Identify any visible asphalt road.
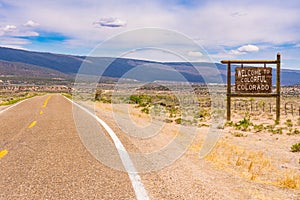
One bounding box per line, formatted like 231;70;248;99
0;94;139;199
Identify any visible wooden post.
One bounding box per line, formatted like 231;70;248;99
276;53;281;122
227;62;231;121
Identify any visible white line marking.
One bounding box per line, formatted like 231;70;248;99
0;98;31;115
64;97;149;200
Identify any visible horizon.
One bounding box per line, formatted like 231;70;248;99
0;0;299;69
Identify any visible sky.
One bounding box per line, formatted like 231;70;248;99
0;0;300;69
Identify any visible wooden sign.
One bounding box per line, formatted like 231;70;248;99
221;53;281;121
235;67;272;93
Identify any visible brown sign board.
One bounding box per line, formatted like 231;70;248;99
235;67;272;93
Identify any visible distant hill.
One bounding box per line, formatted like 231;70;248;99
0;60;67;78
0;47;84;74
0;47;299;85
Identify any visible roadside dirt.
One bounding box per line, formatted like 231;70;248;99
94;102;300;199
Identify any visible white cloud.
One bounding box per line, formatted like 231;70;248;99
187;51;203;57
229;44;259;55
94;17;127;28
1;24;39;37
237;44;259;52
0;23;39;38
23;20;39;27
19;31;39;37
3;25;17;32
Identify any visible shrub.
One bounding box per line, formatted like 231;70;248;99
285;119;293;127
266;124;275;132
175;118;182;124
165;119;173;123
194;110;208;119
271;128;283;135
129;95;142;104
129;94;152;108
292;128;300;135
235;117;252;131
141;107;149;114
254;124;264;132
287;128;300;136
291;143;300;152
225;121;234;127
168;106;178;118
231;132;245;137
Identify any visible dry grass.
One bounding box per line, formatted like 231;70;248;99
205;139;300;190
278;172;300;189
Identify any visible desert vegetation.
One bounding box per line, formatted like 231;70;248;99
90;83;300;191
0;91;39;106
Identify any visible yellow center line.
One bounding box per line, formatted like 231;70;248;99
28;121;37;128
40;110;43;115
42;95;52;108
0;149;8;159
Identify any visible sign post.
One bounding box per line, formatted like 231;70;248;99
221;53;281;121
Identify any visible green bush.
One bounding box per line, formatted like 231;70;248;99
291;143;300;152
141;107;149;114
294;128;300;135
254;124;264;132
235;117;252;131
285;119;293;127
129;95;142;104
129;94;152;107
194;110;209;119
288;128;300;135
175;118;182;124
271;127;283;135
168;106;178;118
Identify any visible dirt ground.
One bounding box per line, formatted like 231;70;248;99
94;101;300;199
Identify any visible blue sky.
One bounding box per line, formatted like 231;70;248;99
0;0;300;69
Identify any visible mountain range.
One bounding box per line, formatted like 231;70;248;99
0;47;299;85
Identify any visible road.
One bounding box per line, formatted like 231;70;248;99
0;94;295;199
0;94;141;199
